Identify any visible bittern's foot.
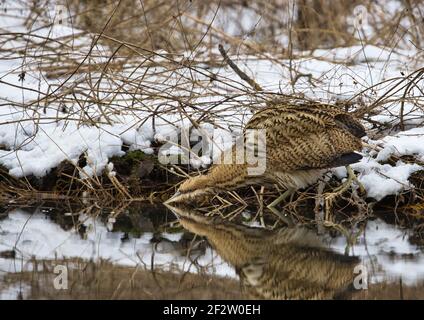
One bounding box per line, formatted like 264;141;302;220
331;166;364;194
267;188;296;226
324;165;364;220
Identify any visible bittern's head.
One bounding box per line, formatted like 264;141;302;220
165;174;215;204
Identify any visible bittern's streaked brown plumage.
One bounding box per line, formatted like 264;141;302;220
166;102;365;208
169;206;360;299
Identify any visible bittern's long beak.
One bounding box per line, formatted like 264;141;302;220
163;203;213;225
164;191;181;205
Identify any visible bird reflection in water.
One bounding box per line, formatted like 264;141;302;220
167;205;361;300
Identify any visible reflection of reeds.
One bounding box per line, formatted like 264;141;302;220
352;279;424;300
2;258;243;300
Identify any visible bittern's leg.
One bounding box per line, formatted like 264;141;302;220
267;187;296;226
267;205;295;227
351;167;365;194
267;187;296;209
324;165;364;221
332;165;364;194
314;179;326;234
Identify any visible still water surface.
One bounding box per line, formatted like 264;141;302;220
0;203;423;299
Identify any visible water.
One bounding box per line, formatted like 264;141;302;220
0;202;423;299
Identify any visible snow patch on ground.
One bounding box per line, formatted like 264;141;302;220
332;127;424;201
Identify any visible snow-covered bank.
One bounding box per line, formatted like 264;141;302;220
0;2;424;202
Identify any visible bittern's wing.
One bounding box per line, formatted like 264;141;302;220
245;103;365;171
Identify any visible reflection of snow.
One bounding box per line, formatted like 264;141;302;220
0;209;236;282
331;219;424;285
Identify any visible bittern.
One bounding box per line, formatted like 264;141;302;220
166;102;365;212
169;206;360;299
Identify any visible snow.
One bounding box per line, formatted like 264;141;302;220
376;128;424;162
357;161;421;201
331;128;424;201
0;117;125;178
